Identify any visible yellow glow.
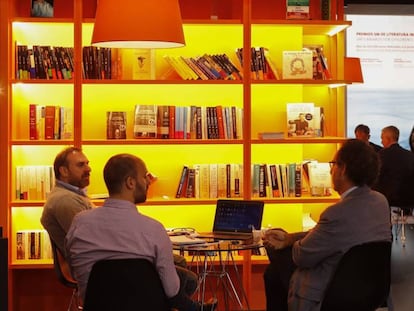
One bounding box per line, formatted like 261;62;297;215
82;145;243;198
12;84;73;140
13;22;74;46
82;84;242;140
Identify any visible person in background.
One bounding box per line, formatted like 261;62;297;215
354;124;382;152
263;139;391;311
409;125;414;152
65;154;216;311
41;146;94;255
374;125;414;215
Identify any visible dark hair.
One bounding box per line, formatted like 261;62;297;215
354;124;370;135
336;139;379;187
54;147;83;179
103;154;143;195
410;126;414;152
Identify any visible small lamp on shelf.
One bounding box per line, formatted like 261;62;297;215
344;57;364;83
91;0;185;49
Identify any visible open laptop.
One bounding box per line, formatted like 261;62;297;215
197;199;264;241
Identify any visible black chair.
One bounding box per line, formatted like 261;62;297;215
50;239;79;311
82;258;170;311
320;241;392;311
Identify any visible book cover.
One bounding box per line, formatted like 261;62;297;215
131;49;155;80
175;166;189;198
307;162;332;196
157;105;170;139
106;111;127;139
286;103;316;137
133;105;157;138
31;0;54;18
282;50;313;79
303;45;324;80
44;105;55;140
286;0;310;20
29;104;38;140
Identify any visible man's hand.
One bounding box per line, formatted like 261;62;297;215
262;228;292;250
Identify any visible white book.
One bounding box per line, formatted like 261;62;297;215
282;50;313;79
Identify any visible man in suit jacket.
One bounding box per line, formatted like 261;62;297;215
374;125;414;212
263;139;391;311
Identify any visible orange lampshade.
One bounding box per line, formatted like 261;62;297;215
91;0;185;49
344;57;364;83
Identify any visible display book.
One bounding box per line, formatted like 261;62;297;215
286;102;325;138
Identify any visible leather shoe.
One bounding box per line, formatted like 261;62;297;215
197;297;218;311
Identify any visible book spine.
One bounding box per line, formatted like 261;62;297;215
295;163;302;197
29;104;38;140
185;168;196;198
175;166;189;198
209;164;218;198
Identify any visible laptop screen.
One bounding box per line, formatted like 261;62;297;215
213;199;264;233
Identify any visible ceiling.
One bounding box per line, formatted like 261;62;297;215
344;4;414;15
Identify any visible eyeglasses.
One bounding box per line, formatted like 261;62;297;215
329;161;337;168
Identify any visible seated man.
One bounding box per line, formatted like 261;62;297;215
65;154;216;311
263;139;391;311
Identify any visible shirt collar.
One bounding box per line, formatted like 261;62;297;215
341;186;358;199
56;179;87;197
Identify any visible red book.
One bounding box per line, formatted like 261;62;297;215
44;105;56;140
29;104;38;140
215;106;225;139
169;105;175;139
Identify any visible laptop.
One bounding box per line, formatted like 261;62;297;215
197;199;264;241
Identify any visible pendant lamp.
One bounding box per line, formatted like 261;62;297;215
91;0;185;49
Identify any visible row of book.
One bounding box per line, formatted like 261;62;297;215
108;105;243;140
16;165;55;200
252;161;332;198
235;47;279;80
15;44;115;80
175;160;332;199
16;230;52;260
29;104;73;140
15;44;330;81
164;53;243;81
16;45;74;80
176;164;244;199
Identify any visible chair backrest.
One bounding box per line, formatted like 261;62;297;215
82;258;170;311
320;241;391;311
50;238;77;289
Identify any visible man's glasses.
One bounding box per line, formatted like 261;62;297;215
329;161;337;168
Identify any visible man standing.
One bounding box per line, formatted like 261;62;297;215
65;154;215;311
375;125;414;216
263;139;391;311
41;146;94;254
354;124;382;152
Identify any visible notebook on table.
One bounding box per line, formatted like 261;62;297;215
197;199;264;241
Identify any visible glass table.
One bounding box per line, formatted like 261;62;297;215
174;239;262;311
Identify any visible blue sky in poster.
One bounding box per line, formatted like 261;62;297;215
346;14;414;150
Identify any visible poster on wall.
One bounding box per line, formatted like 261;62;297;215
346;14;414;150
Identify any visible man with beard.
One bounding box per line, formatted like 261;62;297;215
65;154;216;311
41;146;94;255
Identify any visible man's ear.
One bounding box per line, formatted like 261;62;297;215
125;176;135;190
58;166;68;178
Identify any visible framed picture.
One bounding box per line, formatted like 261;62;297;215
31;0;54;18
